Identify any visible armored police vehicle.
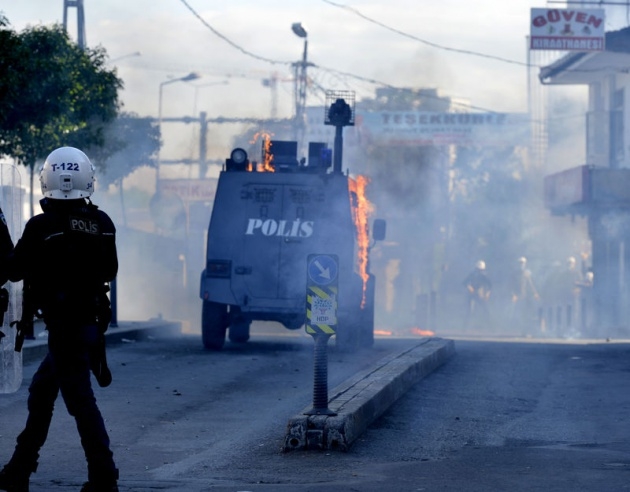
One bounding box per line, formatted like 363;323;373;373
199;141;385;351
199;97;384;351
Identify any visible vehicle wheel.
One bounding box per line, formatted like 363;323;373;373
335;311;359;352
202;301;228;350
229;317;251;343
284;314;306;330
335;298;360;352
336;275;372;352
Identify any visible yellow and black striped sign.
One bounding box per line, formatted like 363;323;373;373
306;285;338;335
306;254;339;335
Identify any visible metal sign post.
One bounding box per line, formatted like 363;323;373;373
304;254;338;416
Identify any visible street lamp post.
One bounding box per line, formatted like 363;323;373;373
109;51;141;64
156;72;201;185
292;22;311;148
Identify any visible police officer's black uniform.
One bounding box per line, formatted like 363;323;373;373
0;148;119;492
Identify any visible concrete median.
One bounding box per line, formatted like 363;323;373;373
284;337;456;452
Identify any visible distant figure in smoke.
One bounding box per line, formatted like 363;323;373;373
557;256;584;337
509;256;540;335
463;260;492;331
540;260;563;335
541;256;584;337
576;269;594;336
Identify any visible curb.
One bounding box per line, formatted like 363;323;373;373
20;319;182;365
284;337;456;452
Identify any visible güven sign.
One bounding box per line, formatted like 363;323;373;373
530;8;605;51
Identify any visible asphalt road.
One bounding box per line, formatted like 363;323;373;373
1;327;630;491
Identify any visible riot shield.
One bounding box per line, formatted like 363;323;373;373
0;163;22;394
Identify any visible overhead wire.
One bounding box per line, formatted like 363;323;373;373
321;0;630;77
178;0;292;66
321;0;536;68
176;0;400;96
176;0;539;116
176;0;630;91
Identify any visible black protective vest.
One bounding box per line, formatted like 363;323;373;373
11;199;117;323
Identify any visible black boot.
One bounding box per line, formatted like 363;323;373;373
0;465;30;492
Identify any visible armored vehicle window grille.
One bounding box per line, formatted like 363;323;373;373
289;188;311;204
253;188;275;203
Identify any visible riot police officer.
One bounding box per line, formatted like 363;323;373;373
463;260;492;330
0;147;119;492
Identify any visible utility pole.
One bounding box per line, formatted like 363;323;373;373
63;0;86;49
291;22;312;155
199;112;208;179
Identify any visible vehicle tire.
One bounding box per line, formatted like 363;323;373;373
335;277;362;352
335;315;358;352
284;314;306;330
202;301;228;350
336;274;376;351
229;317;251;343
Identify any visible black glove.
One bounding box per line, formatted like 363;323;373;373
96;286;112;334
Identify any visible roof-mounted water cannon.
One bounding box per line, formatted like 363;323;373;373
325;90;355;174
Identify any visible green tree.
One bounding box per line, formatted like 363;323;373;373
0;15;24;135
0;21;122;216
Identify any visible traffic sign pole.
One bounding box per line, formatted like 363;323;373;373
307;333;335;415
304;254;338;416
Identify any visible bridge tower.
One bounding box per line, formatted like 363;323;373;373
63;0;86;49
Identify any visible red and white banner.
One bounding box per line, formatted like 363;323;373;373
530;8;605;51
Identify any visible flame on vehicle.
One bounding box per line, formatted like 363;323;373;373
249;131;275;172
348;175;374;307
